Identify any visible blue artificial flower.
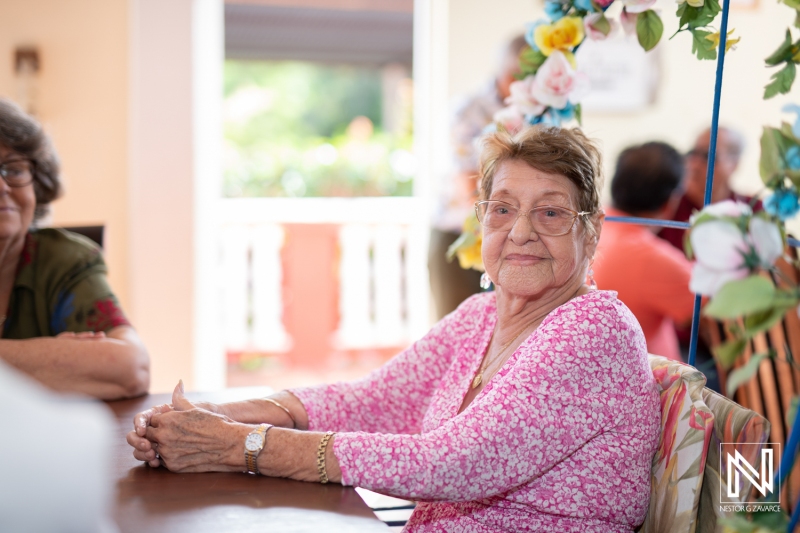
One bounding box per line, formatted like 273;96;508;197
786;145;800;170
525;20;548;51
555;103;575;121
544;1;567;21
764;186;800;221
783;103;800;138
574;0;596;12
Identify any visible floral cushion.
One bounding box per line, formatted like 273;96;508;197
640;355;715;533
695;389;771;533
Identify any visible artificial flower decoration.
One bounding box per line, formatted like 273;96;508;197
619;0;658;14
531;51;588;109
705;29;741;53
584;13;617;41
446;214;484;271
765;185;800;220
534;17;585;56
505;76;547;116
687;201;783;296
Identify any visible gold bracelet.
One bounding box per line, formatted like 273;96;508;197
262;397;297;429
316;431;335;484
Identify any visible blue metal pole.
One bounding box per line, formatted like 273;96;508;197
687;0;731;367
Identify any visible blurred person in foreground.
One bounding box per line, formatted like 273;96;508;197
0;98;149;399
593;142;694;362
659;126;753;250
128;126;660;533
0;359;116;533
429;35;527;320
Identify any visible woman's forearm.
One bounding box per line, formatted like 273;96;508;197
256;428;342;483
214;391;310;430
0;326;149;399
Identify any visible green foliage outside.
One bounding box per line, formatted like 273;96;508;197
223;60;414;198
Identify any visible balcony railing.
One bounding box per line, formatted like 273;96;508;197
219;197;430;366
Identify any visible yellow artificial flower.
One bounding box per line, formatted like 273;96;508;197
705;29;740;52
534;17;585;56
446;214;484;272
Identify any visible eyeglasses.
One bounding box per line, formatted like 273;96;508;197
685;149;734;162
475;200;589;236
0;158;34;188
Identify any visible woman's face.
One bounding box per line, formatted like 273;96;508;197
0;145;36;242
481;159;599;299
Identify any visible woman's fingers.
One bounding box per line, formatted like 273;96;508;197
133;403;172;436
171;380;196;412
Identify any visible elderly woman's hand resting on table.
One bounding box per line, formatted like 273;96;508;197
127;382;339;482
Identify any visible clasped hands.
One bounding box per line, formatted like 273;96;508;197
126;380;252;473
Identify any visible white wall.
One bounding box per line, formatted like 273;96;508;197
0;0;130;307
447;0;792;201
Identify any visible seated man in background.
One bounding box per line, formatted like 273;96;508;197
593;142;694;362
0;98;149;399
659;126;752;250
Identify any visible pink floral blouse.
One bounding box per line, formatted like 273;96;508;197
291;291;661;532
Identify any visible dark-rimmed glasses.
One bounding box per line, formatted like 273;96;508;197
475;200;589;236
0;158;34;188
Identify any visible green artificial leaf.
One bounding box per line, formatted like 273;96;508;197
691;29;718;60
714;339;748;369
703;275;777;319
676;2;696;30
760;127;784;183
637;10;664;51
519;48;547;77
764;61;797;99
795;11;800;29
446;231;476;262
690;0;721;28
766;30;794;66
744;300;798;336
574;103;582;125
727;352;771;396
787;396;800;431
592;14;612;36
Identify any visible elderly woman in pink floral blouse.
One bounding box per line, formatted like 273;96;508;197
127;126;660;533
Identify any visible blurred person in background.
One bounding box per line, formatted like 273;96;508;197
429;35;527;320
593;142;694;362
659;126;751;250
129;126;660;533
0;359;116;533
0;98;149;400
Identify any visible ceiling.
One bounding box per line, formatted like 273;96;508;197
225;3;413;65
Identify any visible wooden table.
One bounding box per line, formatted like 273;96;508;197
108;387;389;532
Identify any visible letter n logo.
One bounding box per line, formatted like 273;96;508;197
726;448;774;498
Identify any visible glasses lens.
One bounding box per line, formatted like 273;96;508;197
0;160;32;186
530;206;576;235
478;201;518;230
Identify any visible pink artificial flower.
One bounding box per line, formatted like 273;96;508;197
695;199;752;219
493;105;525;135
595;0;615;7
505;76;546;116
749;217;783;268
621;0;657;13
620;9;638;36
584;13;618;41
530;51;588;110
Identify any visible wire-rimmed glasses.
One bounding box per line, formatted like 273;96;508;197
0;158;34;188
475;200;589;236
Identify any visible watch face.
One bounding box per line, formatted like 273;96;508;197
245;433;263;452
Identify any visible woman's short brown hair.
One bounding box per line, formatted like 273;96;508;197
0;98;61;221
478;125;603;234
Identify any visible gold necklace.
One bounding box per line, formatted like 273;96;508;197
471;327;528;389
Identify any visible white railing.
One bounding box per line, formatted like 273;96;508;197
218;197;430;354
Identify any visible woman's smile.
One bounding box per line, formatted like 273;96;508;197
504;253;546;264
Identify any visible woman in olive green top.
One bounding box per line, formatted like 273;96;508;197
0;98;149;399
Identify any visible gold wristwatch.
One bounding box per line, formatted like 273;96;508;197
244;423;271;474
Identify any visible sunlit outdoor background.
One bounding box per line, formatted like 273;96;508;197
0;0;793;393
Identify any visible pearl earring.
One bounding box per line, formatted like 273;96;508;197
480;272;493;290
